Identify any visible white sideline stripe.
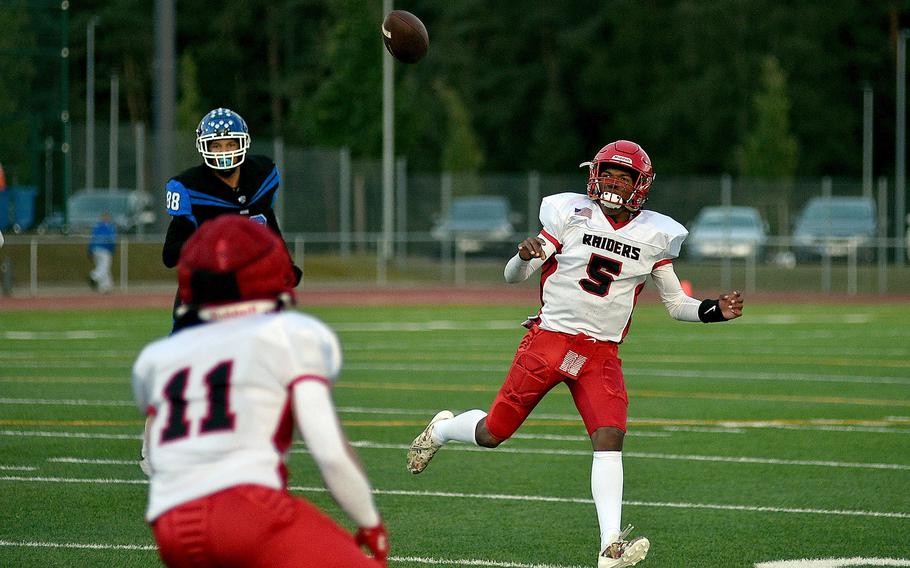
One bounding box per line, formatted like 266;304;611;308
0;397;905;435
0;430;141;440
342;363;910;386
341;440;910;471
8;429;909;471
391;556;587;568
1;367;907;386
0;398;135;407
0;540;586;568
755;559;910;567
0;540;156;551
0;465;37;471
334;320;521;332
0;331;113;340
1;475;907;520
48;458;136;465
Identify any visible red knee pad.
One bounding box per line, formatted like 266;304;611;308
487;351;553;440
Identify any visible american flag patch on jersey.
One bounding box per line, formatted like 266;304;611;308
558;350;588;377
574;207;593;219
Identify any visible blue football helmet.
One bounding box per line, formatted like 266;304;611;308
195;108;251;170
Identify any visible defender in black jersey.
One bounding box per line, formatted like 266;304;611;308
161;108;301;330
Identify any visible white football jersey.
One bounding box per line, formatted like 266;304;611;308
535;192;688;342
132;311;342;521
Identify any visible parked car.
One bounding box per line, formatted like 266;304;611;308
431;196;516;253
792;196;876;261
685;206;769;260
39;189;155;234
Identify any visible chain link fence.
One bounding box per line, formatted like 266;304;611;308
4;129;910;296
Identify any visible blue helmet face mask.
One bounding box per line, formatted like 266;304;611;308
195;108;251;170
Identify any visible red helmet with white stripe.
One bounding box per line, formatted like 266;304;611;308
580;140;655;211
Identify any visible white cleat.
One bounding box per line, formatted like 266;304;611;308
598;525;649;568
406;410;454;474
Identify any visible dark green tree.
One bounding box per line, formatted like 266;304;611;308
0;5;37;184
176;53;205;134
736;55;798;179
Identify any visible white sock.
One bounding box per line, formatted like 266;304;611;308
592;450;623;551
431;409;487;446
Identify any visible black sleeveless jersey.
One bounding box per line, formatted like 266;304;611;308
162;155;283;267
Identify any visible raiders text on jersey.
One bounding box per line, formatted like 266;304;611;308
582;233;641;260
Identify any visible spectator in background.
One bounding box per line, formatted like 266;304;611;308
88;212;116;293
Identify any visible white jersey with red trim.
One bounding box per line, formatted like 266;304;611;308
132;311;341;521
535;192;688;342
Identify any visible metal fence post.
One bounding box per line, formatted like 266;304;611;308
119;237;128;291
339;147;351;257
527;171;540;235
877;176;888;294
720;174;732;291
30;238;38;297
440;172;453;278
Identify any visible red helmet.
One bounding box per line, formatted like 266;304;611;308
581;140;655;211
178;215;296;307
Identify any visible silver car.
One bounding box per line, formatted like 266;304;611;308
686;206;769;260
792;196;876;260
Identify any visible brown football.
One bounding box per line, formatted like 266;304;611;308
381;10;429;64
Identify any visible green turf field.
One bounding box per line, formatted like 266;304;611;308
1;302;909;567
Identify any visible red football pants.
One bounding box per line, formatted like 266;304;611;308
152;485;383;568
486;326;628;440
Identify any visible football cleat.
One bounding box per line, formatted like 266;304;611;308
598;525;649;568
406;410;454;474
138;446;152;477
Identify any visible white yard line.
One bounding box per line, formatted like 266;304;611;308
0;331;114;340
0;540;156;551
0;430;141;440
0;398;135;407
337;440;910;471
0;540;588;568
1;475;907;520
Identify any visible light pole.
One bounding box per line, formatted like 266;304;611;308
896;29;909;265
381;0;395;283
86;15;99;192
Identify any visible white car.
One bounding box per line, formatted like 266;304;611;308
686;206;769;260
431;196;515;254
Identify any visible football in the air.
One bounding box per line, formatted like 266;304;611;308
381;10;429;64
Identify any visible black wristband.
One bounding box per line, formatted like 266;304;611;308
698;299;727;323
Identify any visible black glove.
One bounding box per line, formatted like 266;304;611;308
291;264;303;286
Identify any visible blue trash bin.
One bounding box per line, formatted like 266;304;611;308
11;186;38;231
0;191;8;230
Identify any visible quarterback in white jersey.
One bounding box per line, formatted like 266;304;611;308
133;215;388;568
407;141;743;568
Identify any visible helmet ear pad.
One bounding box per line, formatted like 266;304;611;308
178;215;295;307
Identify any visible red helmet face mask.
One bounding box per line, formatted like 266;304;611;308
580;140;655;211
177;215;296;309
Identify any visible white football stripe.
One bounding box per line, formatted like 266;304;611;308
0;540;587;568
1;475;907;519
338;440;910;471
754;558;910;567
